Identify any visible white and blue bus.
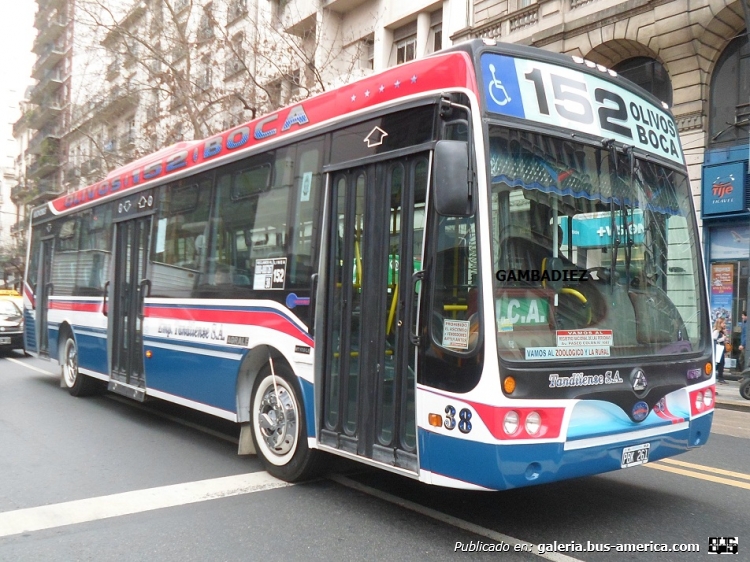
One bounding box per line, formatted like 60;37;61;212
23;39;713;490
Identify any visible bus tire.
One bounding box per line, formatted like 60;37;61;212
61;335;100;397
250;362;323;482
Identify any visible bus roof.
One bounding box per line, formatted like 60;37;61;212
47;49;478;217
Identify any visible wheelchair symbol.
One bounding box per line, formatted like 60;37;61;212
488;63;511;106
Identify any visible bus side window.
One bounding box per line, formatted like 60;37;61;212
149;176;211;298
75;205;112;296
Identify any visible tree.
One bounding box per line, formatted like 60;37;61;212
65;0;376;187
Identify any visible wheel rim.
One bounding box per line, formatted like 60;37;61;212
62;339;78;388
253;375;299;466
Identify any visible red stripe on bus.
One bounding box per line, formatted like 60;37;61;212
24;282;35;308
146;306;313;346
49;301;103;313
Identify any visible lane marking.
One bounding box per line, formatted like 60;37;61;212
0;472;290;538
329;474;583;562
657;458;750;481
4;357;55;376
645;463;750;491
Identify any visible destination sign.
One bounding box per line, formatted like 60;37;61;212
481;54;684;165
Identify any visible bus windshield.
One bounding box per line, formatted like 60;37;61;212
489;126;705;361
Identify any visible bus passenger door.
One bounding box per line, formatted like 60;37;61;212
36;237;54;358
109;215;151;401
319;155;427;473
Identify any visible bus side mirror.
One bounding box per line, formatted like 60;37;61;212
434;140;472;217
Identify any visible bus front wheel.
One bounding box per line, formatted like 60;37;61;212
250;363;322;482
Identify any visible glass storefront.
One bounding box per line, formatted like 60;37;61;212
708;226;750;371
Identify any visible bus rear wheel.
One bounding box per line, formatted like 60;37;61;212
61;336;100;397
250;363;322;482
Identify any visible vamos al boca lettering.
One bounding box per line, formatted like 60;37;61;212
525;346;611;360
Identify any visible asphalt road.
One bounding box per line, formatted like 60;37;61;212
1;350;748;561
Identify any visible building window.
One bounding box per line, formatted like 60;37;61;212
709;32;750;147
396;36;416;64
394;20;418;65
361;37;374;70
432;24;442;53
612;56;673;107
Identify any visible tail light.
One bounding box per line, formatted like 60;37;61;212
689;385;715;416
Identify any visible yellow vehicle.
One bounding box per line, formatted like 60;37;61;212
0;289;23;310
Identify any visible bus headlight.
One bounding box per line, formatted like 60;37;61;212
525;411;542;436
503;411;519;435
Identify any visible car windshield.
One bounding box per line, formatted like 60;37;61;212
489;126;705;362
0;299;20;316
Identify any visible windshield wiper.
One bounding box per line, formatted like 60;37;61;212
602;139;620;289
623;146;635;290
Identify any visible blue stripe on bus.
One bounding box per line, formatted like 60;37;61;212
299;378;315;438
418;418;706;491
24;310;36;352
75;330;109;374
142;344;241;413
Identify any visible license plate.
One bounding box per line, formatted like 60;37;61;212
0;337;10;345
621;443;650;468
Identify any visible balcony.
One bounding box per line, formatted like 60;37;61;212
31;41;68;79
29;68;64;104
37;0;64;12
10;184;28;204
324;0;369;13
28;180;63;205
33;13;67;50
100;84;139;117
28;151;60;179
12;111;30;137
28;129;62;156
28;99;63;129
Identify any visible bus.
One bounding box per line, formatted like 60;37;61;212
23;38;713;490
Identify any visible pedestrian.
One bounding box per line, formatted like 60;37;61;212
739;311;747;371
713;317;727;384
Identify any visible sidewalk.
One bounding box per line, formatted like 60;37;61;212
715;379;750;412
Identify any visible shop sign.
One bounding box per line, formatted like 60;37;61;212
702;161;747;217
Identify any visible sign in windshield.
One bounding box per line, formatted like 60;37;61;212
480;53;684;165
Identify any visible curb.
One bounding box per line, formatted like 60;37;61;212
715;399;750;412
